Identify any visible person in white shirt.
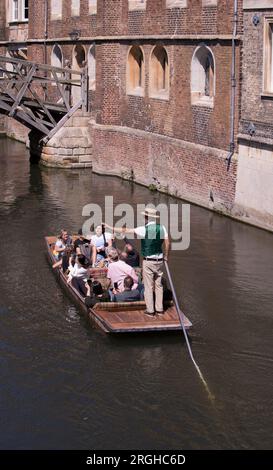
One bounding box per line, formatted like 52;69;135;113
67;254;89;283
90;225;112;266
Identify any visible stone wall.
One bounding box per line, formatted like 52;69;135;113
4;118;29;144
235;139;273;231
40;112;93;168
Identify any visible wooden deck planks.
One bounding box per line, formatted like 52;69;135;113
93;306;192;333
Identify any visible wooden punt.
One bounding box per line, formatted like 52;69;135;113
45;236;192;334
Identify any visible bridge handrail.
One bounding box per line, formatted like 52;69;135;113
0;55;83;76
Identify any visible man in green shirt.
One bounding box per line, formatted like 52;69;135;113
104;207;170;316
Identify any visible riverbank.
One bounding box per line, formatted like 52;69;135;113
1;106;273;234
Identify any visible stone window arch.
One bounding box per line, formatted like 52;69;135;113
127;45;144;96
149;45;169;100
191;45;215;106
88;44;96;91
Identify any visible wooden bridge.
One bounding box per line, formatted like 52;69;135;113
0;55;88;144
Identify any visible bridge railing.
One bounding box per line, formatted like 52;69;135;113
0;55;88;140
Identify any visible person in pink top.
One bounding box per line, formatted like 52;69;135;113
107;248;139;292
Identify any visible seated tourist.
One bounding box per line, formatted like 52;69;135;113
53;230;73;261
74;228;91;256
119;250;129;263
84;280;110;308
71;276;87;297
113;276;141;303
67;254;89;283
91;225;112;266
107;248;139;292
61;245;75;273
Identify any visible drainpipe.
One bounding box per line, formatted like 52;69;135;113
44;0;48;65
226;0;238;171
44;0;48;100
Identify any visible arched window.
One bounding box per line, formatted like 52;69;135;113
51;44;63;69
73;44;86;70
72;45;86;104
150;46;169;99
191;45;215;106
88;45;96;90
51;44;63;84
127;46;144;96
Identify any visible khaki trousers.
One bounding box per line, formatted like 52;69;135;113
142;259;164;313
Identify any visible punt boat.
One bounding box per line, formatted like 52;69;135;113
45;236;192;334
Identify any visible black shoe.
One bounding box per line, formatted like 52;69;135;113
156;311;165;315
144;310;155;317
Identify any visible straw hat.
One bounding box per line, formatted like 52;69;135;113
141;207;160;218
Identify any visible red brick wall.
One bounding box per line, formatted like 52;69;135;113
93;39;241;154
28;0;243;40
25;1;242;151
47;0;97;39
95;43;122;125
91;124;237;211
0;1;6;40
2;0;242;213
28;0;46;41
125;0;243;37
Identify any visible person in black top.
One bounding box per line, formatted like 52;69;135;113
113;276;141;302
84;280;110;308
74;229;91;254
122;236;140;268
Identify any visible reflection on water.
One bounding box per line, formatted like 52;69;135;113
66;306;81;324
0;137;273;449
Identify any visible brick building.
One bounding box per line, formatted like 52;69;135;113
0;0;29;139
1;1;273;231
235;0;273;231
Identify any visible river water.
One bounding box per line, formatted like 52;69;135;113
0;137;273;450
